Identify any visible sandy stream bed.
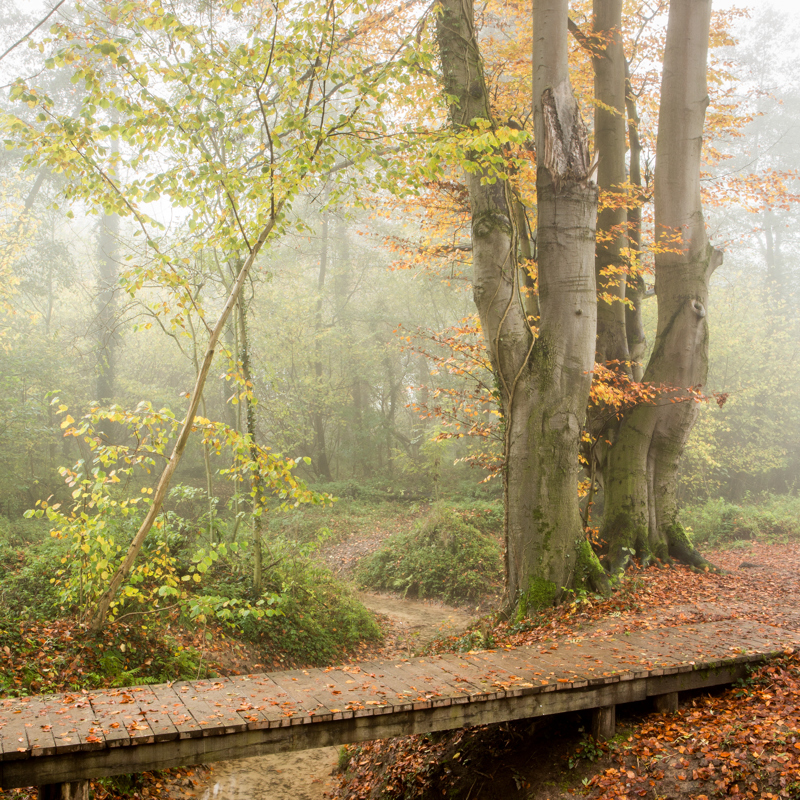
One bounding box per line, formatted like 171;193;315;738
174;593;475;800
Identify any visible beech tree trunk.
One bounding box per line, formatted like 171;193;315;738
95;212;119;406
436;0;607;614
624;62;647;380
592;0;629;369
603;0;722;572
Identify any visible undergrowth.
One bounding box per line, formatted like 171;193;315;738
355;504;502;602
682;493;800;547
230;537;382;665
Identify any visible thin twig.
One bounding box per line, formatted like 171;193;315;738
0;0;68;63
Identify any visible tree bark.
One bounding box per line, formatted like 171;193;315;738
95;211;119;406
436;0;607;614
592;0;630;369
237;294;264;594
603;0;722;572
313;208;333;482
624;62;647;380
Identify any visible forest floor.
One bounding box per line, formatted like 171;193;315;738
2;514;800;800
331;539;800;800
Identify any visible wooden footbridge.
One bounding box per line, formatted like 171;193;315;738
1;618;797;798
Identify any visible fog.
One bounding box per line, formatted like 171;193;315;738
0;0;797;519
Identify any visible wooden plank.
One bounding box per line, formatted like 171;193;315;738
128;687;180;743
579;640;656;679
149;684;203;739
0;697;34;762
377;658;456;710
256;669;335;722
170;680;249;736
317;666;396;718
84;692;133;749
175;679;252;734
88;688;154;747
391;658;485;706
467;647;593;690
87;687;173;747
341;661;424;713
46;694;103;755
520;644;625;685
323;665;397;715
434;653;519;699
22;698;60;757
226;674;300;730
268;672;334;723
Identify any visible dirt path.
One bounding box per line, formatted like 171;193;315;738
173;749;340;800
358;591;474;651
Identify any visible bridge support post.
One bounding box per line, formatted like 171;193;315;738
653;691;679;713
591;705;615;741
38;781;89;800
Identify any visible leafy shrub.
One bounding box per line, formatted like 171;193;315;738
355;505;502;602
196;531;382;666
682;493;800;546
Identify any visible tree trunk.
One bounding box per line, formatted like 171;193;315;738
603;0;722;572
592;0;630;369
583;0;631;517
187;311;216;543
313;209;333;482
238;294;264;594
763;207;784;289
436;0;607;614
95;211;119;406
624;62;647;381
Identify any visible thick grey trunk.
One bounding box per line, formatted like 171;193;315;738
437;0;606;613
592;0;629;368
604;0;721;571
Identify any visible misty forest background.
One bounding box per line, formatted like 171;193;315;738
0;0;799;677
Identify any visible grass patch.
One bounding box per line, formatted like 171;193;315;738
681;493;800;547
355;504;503;603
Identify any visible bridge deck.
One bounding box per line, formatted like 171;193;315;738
1;618;797;789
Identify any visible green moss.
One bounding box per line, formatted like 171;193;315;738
652;538;669;562
665;520;694;559
575;538;610;595
604;510;648;572
530;334;557;390
516;576;558;620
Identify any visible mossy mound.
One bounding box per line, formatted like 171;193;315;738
356;505;502;603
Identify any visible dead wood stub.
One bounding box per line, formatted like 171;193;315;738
540;85;594;190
